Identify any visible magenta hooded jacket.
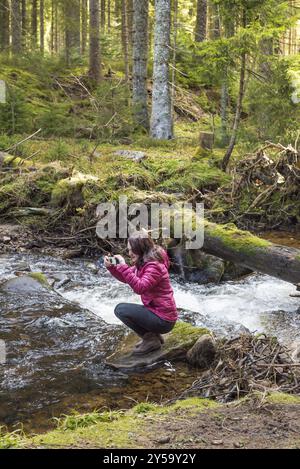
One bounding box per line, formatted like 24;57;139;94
107;249;178;322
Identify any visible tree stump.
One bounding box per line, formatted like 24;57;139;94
199;131;214;150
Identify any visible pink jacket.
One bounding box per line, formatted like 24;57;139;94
107;249;178;322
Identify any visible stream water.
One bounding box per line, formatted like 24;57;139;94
0;232;300;431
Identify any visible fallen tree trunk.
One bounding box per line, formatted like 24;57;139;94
202;221;300;285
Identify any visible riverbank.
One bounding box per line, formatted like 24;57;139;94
2;393;300;449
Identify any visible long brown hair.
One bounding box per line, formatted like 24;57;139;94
128;232;164;268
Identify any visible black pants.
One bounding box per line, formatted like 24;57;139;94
114;303;176;337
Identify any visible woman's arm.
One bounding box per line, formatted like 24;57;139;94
107;264;134;284
115;262;163;294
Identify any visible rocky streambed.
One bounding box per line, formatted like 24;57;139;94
0;246;300;432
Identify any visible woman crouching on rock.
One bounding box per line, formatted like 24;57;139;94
105;232;178;355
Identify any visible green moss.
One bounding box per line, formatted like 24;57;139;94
132;403;158;414
54;410;122;431
166;321;210;350
158;397;218;414
29;415;140;449
266;392;300;405
0;177;32;213
51;172;99;207
204;221;272;255
29;272;49;287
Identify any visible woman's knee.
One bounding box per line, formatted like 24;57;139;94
114;303;127;319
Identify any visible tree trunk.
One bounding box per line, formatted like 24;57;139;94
50;0;54;54
195;0;207;42
107;0;111;31
132;0;149;129
101;0;106;30
222;11;247;171
81;0;88;54
222;50;246;170
171;0;178;105
220;19;234;147
121;0;130;82
0;0;10;52
54;0;58;53
150;0;173;140
11;0;22;54
40;0;44;54
202;221;300;286
21;0;27;49
127;0;133;49
65;0;81;65
115;0;121;20
89;0;101;83
220;78;229;145
209;0;220;39
31;0;38;49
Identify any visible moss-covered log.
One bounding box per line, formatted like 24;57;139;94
202;221;300;285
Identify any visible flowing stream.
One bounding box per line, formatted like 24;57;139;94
0;235;300;430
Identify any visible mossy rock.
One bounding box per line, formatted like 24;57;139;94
51;172;99;208
105;321;210;372
0;274;50;294
0;152;33;169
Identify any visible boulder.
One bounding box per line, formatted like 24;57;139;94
179;309;250;339
105;321;210;372
222;261;253;282
114;150;146;163
168;242;225;284
0;274;50;294
186;334;217;369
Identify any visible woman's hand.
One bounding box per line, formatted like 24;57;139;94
104;256;113;268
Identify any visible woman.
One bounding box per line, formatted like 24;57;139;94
105;232;178;355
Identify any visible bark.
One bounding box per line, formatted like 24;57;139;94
150;0;173;140
0;0;10;52
31;0;38;49
202;221;300;286
65;0;81;64
40;0;44;54
222;50;246;170
81;0;88;54
107;0;111;31
21;0;27;48
11;0;22;54
199;131;214;150
209;0;220;39
220;78;229;145
54;0;58;52
101;0;105;29
171;0;178;105
50;0;54;54
115;0;121;19
121;0;129;82
126;0;133;49
89;0;101;83
222;11;247;170
195;0;207;42
132;0;149;129
220;20;233;146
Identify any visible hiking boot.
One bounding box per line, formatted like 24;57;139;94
132;333;162;355
134;333;165;350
